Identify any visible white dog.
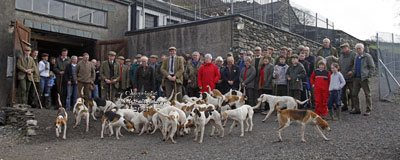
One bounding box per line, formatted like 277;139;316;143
221;104;260;137
73;90;90;132
256;94;309;122
192;108;224;143
55;94;67;139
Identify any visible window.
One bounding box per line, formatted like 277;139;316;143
167;19;179;25
49;0;64;18
65;3;79;20
93;10;106;26
145;14;158;28
33;0;48;14
15;0;107;26
79;7;92;23
16;0;32;10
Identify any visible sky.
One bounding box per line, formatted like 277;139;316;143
290;0;400;41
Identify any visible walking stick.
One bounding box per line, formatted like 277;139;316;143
59;74;63;96
287;78;290;97
109;83;112;101
30;74;43;109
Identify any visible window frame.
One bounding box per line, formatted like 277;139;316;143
15;0;108;27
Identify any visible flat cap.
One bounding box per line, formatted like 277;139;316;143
267;46;275;50
108;51;117;56
340;43;350;48
125;59;131;62
117;56;125;60
42;53;49;57
280;46;288;50
24;46;32;51
135;54;142;58
240;50;247;54
254;46;262;51
150;55;158;59
287;48;292;51
168;46;177;50
290;54;299;58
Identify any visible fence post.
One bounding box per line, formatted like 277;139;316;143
377;33;381;100
315;13;318;41
303;11;306;37
326;18;328;29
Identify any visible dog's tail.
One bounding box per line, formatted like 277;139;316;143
207;85;212;95
174;92;181;102
295;99;309;105
154;108;170;118
274;102;282;113
167;89;175;101
57;93;63;108
252;101;262;110
80;87;85;98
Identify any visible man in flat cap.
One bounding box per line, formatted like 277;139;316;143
125;59;132;67
74;53;95;100
286;54;306;102
100;51;120;100
117;56;130;93
130;54;142;91
54;48;71;106
17;47;36;105
263;47;275;65
160;47;184;101
338;43;356;112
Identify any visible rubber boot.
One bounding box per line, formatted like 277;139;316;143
336;108;342;120
328;110;335;121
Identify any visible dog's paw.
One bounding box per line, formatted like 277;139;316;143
324;138;330;141
240;134;244;137
262;120;266;123
301;139;306;143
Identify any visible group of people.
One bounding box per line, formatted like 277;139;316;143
16;37;375;118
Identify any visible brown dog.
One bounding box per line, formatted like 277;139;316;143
275;102;330;142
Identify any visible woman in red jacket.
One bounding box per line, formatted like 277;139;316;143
310;60;331;117
198;53;221;93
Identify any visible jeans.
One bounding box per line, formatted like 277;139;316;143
66;84;78;110
328;90;342;110
91;85;99;99
40;77;51;96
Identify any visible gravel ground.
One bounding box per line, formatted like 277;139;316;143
1;77;400;160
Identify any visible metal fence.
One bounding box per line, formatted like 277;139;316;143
180;0;336;42
377;32;400;101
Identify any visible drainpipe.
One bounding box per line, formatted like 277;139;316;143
128;2;132;31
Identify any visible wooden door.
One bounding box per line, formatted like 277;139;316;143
12;21;31;103
95;39;128;61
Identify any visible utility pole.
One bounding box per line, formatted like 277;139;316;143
231;0;234;14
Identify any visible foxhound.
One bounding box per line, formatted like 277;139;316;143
55;94;67;139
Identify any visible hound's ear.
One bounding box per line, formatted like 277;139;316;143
194;109;201;117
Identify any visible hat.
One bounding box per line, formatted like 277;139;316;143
108;51;117;56
168;46;177;50
150;55;158;59
24;46;32;51
254;47;262;51
280;46;288;50
117;56;125;60
290;54;299;59
287;48;292;51
340;43;350;48
267;46;275;50
125;59;131;62
42;53;49;57
78;56;83;59
135;54;142;58
240;50;247;54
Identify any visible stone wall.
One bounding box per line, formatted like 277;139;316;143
232;15;321;56
0;105;38;136
126;17;233;59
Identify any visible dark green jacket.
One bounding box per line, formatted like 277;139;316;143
259;63;274;90
286;63;306;91
352;53;375;81
317;46;338;58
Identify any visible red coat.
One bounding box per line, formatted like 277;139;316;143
310;69;331;91
198;62;221;93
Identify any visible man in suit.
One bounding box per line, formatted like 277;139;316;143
117;56;130;94
17;47;36;104
100;51;120;100
134;56;154;93
160;47;184;101
54;48;71;105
